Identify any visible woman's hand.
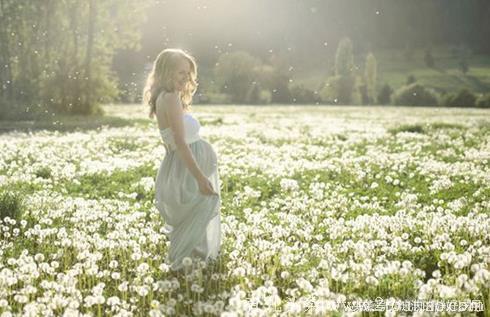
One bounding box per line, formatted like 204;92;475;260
197;176;219;196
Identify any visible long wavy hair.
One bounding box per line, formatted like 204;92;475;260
142;48;198;118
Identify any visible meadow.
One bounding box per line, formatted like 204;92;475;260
0;104;489;316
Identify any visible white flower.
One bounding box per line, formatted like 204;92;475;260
131;252;142;261
107;296;121;307
296;277;313;292
14;294;28;304
280;178;299;191
137;262;150;274
149;309;163;317
95;295;105;305
157;280;172;292
118;281;128;292
159;263;170;272
137;285;150;297
366;276;379;286
432;270;441;279
233;267;246;277
182;257;193;267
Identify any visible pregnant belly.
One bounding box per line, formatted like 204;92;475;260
199;140;218;177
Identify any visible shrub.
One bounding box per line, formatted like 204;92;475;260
34;166;52;179
388;123;425;135
196;93;210;104
406;75;416;85
245;83;261;104
0;100;47;121
320;75;357;104
392;83;439;106
377;84;394;105
265;74;291;103
259;89;272;104
441;89;477;107
459;59;469;75
0;190;24;221
320;76;338;104
289;84;320;104
255;65;291;103
359;84;369;105
476;94;490;108
424;48;435;68
205;92;232;104
245;83;271;104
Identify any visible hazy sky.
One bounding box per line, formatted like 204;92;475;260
140;0;354;67
111;0;489;89
134;0;488;68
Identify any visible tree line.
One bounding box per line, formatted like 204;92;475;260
1;0;489;119
208;37;490;108
0;0;149;119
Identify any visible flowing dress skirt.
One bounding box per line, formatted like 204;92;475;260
155;139;222;271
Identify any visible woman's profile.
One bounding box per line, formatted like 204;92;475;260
143;48;222;272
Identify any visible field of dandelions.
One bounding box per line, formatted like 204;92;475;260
0;105;489;317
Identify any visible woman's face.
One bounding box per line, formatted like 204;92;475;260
173;58;192;92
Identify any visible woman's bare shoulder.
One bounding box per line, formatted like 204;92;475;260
157;90;175;102
156;91;179;108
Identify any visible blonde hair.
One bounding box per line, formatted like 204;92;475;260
142;48;198;118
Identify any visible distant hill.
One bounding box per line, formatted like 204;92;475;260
295;48;490;95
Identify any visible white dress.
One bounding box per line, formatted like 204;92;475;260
155;111;222;271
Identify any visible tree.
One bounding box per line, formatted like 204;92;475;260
377;84;394;105
406;75;416;85
441;89;476;107
245;82;265;104
0;0;150;119
393;83;439;106
424;48;435;68
335;37;354;77
358;83;369;105
321;37;356;105
365;53;377;104
252;63;292;104
213;51;262;103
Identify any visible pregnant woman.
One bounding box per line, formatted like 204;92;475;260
143;48;222;272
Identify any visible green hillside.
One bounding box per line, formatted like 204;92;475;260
295;49;490;95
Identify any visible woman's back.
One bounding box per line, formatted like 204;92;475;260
159;112;202;151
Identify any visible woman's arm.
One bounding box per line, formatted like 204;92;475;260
156;92;206;183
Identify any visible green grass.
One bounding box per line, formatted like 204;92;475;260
0;190;24;221
388;124;426;134
0;114;149;134
62;163;156;200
